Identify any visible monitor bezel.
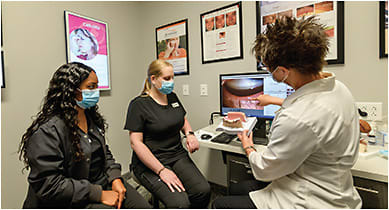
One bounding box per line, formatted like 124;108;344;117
219;71;273;119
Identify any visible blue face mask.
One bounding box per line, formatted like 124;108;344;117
76;89;100;109
158;80;174;95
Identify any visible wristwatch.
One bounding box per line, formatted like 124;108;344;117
185;131;195;137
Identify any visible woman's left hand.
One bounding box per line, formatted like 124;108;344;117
186;135;199;153
237;130;254;149
111;178;126;209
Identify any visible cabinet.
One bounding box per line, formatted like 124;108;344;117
353;176;388;209
226;152;388;209
226;152;254;195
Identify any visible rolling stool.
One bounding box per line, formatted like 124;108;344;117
130;171;160;208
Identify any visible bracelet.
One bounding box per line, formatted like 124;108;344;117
157;167;166;176
243;145;257;152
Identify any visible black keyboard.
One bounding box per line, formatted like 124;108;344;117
211;132;236;144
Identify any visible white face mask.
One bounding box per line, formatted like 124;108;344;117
271;67;288;83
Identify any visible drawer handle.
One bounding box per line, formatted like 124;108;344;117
230;179;238;184
354;186;379;194
230;159;250;168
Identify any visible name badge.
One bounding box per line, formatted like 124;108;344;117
172;102;180;108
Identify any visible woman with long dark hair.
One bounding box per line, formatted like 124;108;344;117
19;62;150;209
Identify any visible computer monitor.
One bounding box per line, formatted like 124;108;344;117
219;72;294;119
219;72;294;142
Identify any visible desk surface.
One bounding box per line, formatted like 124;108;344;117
196;123;388;183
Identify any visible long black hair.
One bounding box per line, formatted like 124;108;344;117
18;62;107;170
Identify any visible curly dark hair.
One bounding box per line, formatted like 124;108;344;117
18;62;107;170
253;16;329;75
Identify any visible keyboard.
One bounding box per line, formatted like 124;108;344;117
211;132;236;144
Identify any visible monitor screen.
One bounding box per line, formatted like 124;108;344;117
220;72;294;119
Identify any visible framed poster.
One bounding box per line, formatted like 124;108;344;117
256;1;344;68
1;50;4;88
156;19;189;76
64;11;111;90
200;2;243;64
379;1;388;58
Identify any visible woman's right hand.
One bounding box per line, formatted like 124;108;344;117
159;168;186;193
101;190;119;207
254;94;284;106
164;41;175;58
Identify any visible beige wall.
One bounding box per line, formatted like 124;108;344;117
1;1;388;208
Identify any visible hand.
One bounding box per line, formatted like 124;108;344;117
237;130;254;150
112;179;126;209
164;41;175;58
186;135;199;153
254;94;284;106
159;168;185;193
101;190;119;207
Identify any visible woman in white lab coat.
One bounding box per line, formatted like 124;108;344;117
213;16;362;209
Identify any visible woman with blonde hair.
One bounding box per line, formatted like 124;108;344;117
124;60;211;208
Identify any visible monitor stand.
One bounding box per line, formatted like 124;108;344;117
252;118;269;145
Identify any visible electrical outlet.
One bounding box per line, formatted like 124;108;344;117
356;102;382;121
183;84;189;96
200;84;208;96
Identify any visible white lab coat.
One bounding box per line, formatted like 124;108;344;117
248;72;362;209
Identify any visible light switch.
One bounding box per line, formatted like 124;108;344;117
200;84;208;96
183;84;189;96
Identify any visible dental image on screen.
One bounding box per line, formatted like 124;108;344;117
221;73;294;118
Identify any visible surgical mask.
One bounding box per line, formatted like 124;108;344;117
272;67;288;83
76;88;100;109
158;80;174;95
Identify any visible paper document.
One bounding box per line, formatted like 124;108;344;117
216;117;257;135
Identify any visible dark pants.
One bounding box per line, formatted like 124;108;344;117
134;155;211;208
212;180;270;209
85;178;152;209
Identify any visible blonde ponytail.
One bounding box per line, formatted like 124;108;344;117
141;59;173;95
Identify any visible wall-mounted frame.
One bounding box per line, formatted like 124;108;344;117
256;1;344;69
1;50;4;88
64;11;111;90
200;2;243;64
156;19;189;76
379;1;388;58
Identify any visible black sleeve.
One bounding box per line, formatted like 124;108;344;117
26;124;102;205
172;92;186;116
104;144;122;183
124;98;145;132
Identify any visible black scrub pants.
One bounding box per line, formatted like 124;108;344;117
85;179;152;209
134;155;211;208
212;179;270;209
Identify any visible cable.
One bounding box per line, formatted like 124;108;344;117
209;112;222;125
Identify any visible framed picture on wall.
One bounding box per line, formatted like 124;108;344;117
156;19;189;76
200;2;243;64
379;1;388;58
256;1;344;69
64;11;111;90
1;50;4;88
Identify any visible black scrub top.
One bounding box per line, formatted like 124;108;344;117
124;92;187;172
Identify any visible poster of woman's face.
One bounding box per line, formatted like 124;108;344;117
70;28;99;60
65;11;111;90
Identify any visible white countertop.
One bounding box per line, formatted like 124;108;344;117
195;123;388;183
